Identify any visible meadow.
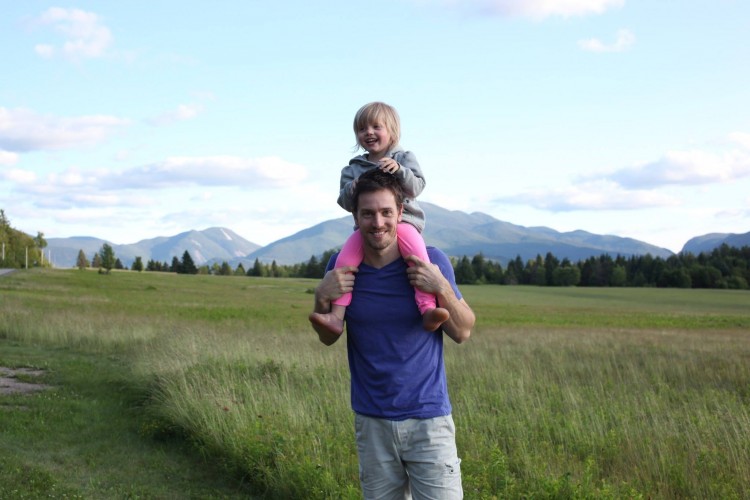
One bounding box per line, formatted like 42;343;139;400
1;268;749;498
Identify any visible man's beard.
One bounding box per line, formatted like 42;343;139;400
363;228;396;251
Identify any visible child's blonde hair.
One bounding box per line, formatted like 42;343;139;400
353;102;401;151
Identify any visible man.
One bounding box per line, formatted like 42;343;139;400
309;169;475;499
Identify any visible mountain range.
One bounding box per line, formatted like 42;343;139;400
45;202;748;269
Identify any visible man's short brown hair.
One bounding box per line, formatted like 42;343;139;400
352;169;404;214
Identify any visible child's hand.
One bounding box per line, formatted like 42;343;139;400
378;158;400;174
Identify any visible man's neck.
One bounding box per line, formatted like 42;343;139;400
362;243;401;269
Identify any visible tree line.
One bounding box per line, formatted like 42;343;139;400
0;210;48;269
3;208;747;289
451;246;750;289
58;241;750;291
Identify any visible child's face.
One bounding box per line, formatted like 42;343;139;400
357;121;392;160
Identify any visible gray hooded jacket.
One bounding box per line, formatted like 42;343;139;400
337;146;426;232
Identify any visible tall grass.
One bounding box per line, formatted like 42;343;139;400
2;269;749;498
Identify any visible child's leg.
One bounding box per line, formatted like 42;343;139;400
309;230;364;336
332;230;364;307
397;223;437;313
397;223;449;331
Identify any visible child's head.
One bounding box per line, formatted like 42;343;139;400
353;102;401;152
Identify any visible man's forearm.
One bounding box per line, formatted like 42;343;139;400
310;269;358;345
436;281;475;344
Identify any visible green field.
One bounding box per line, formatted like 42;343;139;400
1;269;749;498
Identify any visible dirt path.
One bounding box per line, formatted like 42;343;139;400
0;367;51;396
0;271;41;394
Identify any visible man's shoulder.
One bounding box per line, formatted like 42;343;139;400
426;246;449;263
326;247;450;272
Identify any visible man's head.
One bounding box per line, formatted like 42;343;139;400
352;169;404;214
352;169;404;254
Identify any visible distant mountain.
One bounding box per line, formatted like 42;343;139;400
47;227;261;268
681;231;750;254
245;202;674;266
47;203;681;269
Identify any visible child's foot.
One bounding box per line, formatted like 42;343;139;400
308;312;344;336
422;307;450;332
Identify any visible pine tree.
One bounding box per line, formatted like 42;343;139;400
99;244;116;273
76;249;90;270
181;250;198;274
132;256;144;272
219;261;232;276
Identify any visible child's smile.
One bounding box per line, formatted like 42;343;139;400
357;122;392;161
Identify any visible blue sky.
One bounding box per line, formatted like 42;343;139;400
2;0;749;256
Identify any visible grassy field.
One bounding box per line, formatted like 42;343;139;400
1;268;749;499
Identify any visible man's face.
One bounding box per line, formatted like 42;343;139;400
353;189;403;252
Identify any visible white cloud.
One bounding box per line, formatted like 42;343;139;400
418;0;625;19
117;156;309;189
34;7;112;60
0;150;19;165
494;180;678;211
2;156;309;203
147;103;203;126
578;29;635;53
3;168;38;184
604;147;750;189
505;134;750;214
729;132;750;150
0;107;129;152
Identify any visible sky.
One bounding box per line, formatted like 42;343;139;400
2;0;749;255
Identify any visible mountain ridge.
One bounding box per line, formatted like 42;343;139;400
45;202;748;269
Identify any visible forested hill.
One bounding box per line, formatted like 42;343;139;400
14;204;748;270
0;209;47;269
245;202;673;266
33;203;673;268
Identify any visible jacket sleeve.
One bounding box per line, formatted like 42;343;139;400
393;151;426;198
337;165;356;212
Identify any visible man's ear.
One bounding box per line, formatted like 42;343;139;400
397;204;404;222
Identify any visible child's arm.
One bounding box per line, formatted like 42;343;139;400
337;165;357;212
391;151;426;198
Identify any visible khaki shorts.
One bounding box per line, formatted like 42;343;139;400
354;413;463;500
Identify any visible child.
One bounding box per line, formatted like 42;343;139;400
310;102;450;335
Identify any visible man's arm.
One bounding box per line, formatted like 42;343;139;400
309;266;358;345
405;255;475;344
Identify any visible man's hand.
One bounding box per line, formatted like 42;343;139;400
311;266;358;345
405;255;449;295
405;255;475;344
315;266;358;306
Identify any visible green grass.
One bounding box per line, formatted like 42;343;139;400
0;343;250;498
1;268;749;498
